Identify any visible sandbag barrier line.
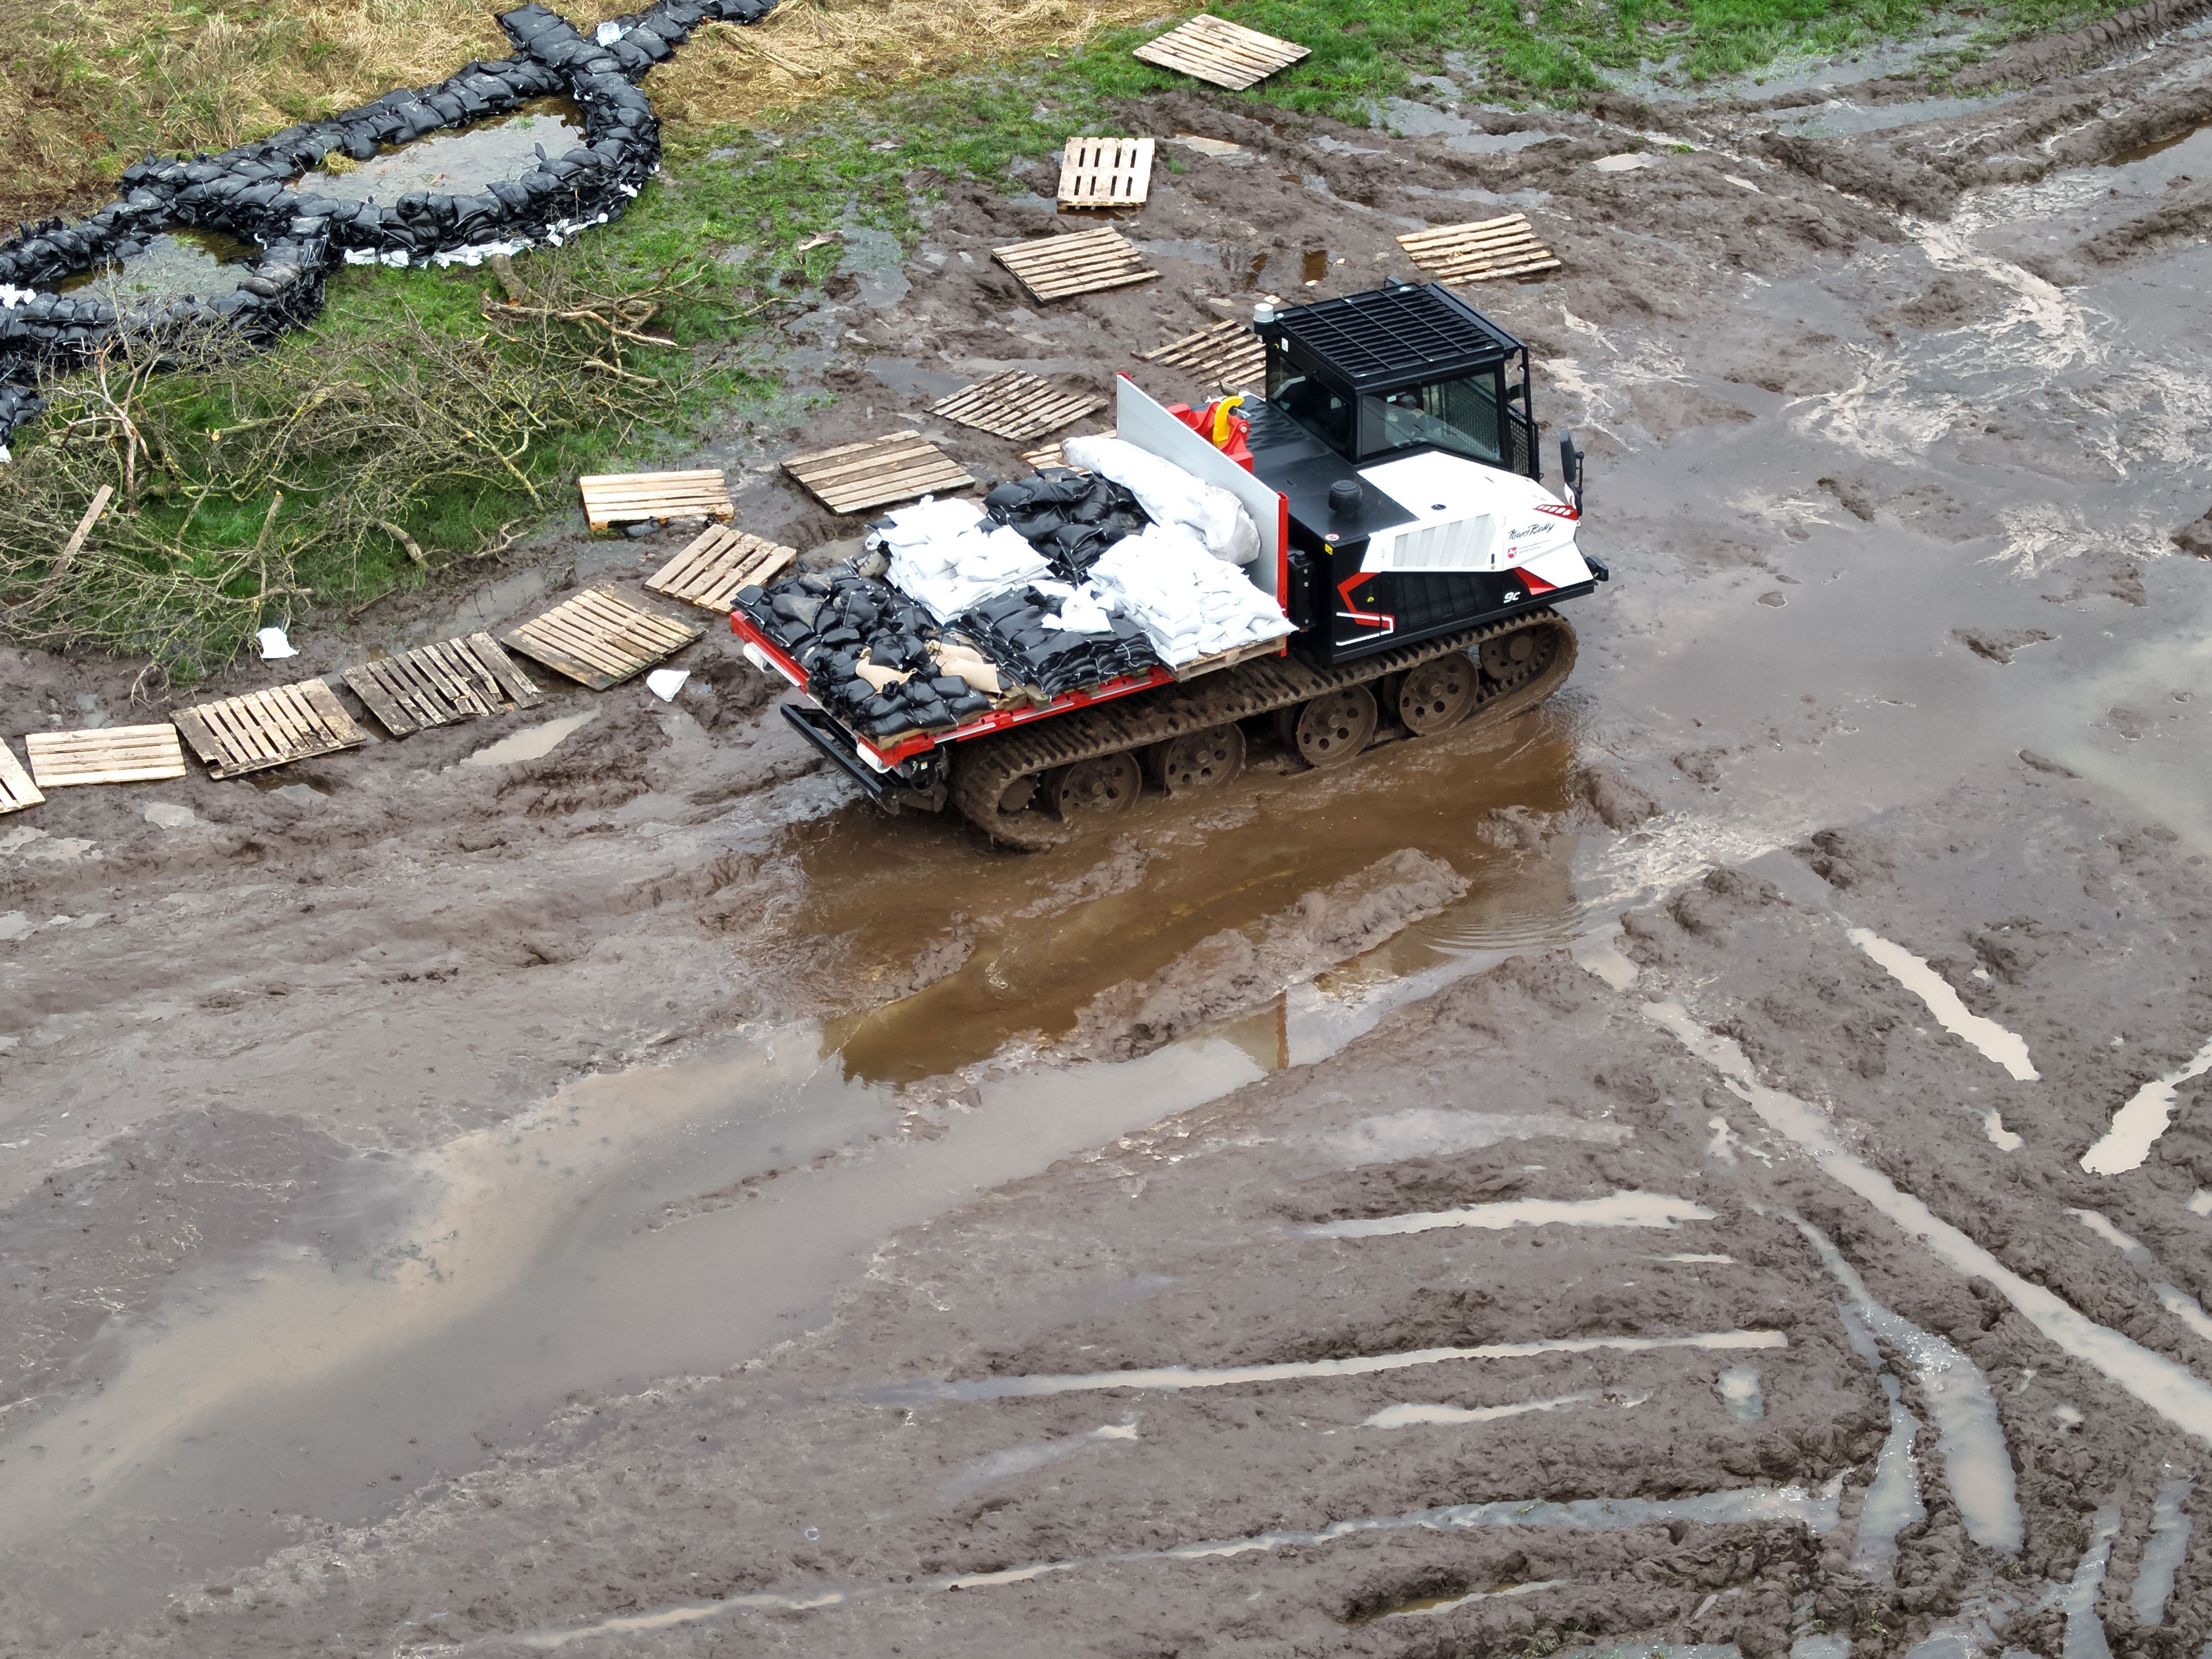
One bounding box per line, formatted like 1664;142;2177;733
0;0;779;444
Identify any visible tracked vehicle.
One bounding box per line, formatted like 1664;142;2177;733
735;282;1606;848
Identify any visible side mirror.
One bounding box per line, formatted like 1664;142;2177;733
1557;430;1586;514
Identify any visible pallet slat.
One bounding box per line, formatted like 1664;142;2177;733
0;740;47;813
992;226;1160;304
785;433;974;515
503;585;705;690
1058;136;1156;209
646;525;799;613
1140;319;1267;392
577;468;735;533
929;371;1107;443
341;633;543;737
23;724;188;789
1396;214;1562;284
172;682;365;780
786;436;949;481
1171;633;1285;681
1134;15;1308;90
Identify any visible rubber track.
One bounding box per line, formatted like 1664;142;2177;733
950;611;1577;849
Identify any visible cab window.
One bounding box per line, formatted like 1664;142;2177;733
1268;366;1354;458
1363;373;1504;463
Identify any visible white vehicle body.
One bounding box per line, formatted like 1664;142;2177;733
1354;450;1594;593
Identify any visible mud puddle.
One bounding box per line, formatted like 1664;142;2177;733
1128;234;1319;294
293;98;586;203
814;716;1591;1085
0;1029;1261;1629
2107;114;2212;168
460;708;598;765
0;705;1615;1629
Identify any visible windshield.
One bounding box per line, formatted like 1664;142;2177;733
1268;367;1355;457
1365;373;1503;463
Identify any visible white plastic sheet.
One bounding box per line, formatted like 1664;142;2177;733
255;626;298;660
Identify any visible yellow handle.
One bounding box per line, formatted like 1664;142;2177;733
1211;394;1245;447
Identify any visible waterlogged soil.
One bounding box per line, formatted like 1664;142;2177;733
6;22;2212;1659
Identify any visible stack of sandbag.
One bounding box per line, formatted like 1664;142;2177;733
1062;435;1261;566
1088;524;1294;666
733;566;995;740
869;497;1052;624
958;584;1160;700
982;468;1149;580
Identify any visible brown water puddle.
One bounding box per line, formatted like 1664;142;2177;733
1129;235;1322;294
2107;119;2211;167
807;711;1587;1086
293;97;586;202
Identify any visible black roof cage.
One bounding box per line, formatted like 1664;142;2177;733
1269;281;1524;393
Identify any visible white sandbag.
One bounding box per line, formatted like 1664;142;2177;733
1089;523;1292;665
872;495;988;551
879;500;1052;623
1040;581;1118;634
1062;434;1261;566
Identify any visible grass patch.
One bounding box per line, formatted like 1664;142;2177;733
0;248;747;682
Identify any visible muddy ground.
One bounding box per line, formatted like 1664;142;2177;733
5;17;2212;1659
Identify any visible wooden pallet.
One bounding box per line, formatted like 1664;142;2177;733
1019;429;1115;472
930;372;1105;444
577;469;734;533
1058;136;1156;209
1172;633;1286;681
646;524;799;613
173;682;367;780
24;723;189;788
0;739;46;813
1396;214;1562;284
341;633;544;738
784;431;974;515
992;226;1159;303
503;584;704;691
1140;319;1266;391
1134;14;1308;90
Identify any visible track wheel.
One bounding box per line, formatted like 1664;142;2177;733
1480;629;1537;685
1147;724;1245;795
996;773;1037;816
1042;752;1141;820
1290;686;1378;769
1399;653;1478;734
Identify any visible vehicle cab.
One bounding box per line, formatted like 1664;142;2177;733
1245;281;1600;666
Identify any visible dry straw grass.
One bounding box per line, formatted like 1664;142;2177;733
637;0;1167;127
1;0;1170;219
